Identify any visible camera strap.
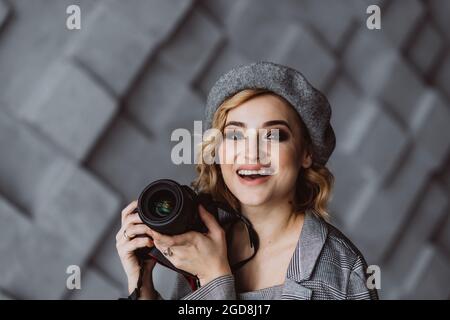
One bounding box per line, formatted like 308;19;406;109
213;203;260;273
230;214;259;273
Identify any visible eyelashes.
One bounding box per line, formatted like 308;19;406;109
224;129;290;142
263;129;289;142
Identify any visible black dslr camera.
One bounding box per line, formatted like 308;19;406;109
134;179;258;289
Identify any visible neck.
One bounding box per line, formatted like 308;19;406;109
240;198;304;246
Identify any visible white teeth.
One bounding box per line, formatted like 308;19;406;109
237;168;273;176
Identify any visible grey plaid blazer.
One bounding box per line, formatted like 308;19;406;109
158;210;379;300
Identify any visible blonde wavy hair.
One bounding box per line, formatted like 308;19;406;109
192;89;334;220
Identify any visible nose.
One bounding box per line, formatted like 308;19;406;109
244;129;259;164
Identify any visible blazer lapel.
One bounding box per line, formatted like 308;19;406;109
280;210;329;300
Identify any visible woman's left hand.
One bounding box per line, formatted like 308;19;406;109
150;204;232;286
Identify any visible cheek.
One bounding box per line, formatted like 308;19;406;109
271;144;298;170
219;163;235;187
272;145;302;189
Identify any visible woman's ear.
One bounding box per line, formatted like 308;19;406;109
301;152;312;169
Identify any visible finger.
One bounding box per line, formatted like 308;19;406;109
165;245;190;261
151;229;196;247
169;244;194;260
124;224;154;239
198;204;223;236
122;213;143;228
122;237;154;254
152;240;170;260
116;216;145;241
150;230;178;247
121;200;138;223
153;231;197;248
116;227;133;244
152;241;185;263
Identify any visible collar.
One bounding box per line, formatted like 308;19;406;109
286;209;329;282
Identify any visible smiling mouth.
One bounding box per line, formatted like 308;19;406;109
236;168;274;182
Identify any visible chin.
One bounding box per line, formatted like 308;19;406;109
229;178;274;207
235;191;271;207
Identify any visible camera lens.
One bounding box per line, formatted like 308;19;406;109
148;190;175;218
137;179;205;235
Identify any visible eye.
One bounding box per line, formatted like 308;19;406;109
262;129;289;142
225;130;245;141
265;130;279;141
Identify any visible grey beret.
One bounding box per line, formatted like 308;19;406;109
204;61;336;166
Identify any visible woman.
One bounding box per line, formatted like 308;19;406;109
116;62;379;300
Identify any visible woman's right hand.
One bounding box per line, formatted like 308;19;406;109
116;201;157;299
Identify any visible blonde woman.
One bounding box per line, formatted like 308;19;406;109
116;62;379;300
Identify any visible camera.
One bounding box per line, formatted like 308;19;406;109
133;179;257;284
137;179;216;236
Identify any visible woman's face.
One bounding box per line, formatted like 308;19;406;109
218;94;312;208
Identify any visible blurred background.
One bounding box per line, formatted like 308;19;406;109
0;0;449;300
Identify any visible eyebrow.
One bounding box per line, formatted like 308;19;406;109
224;120;291;131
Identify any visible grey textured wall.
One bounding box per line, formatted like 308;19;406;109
0;0;449;300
